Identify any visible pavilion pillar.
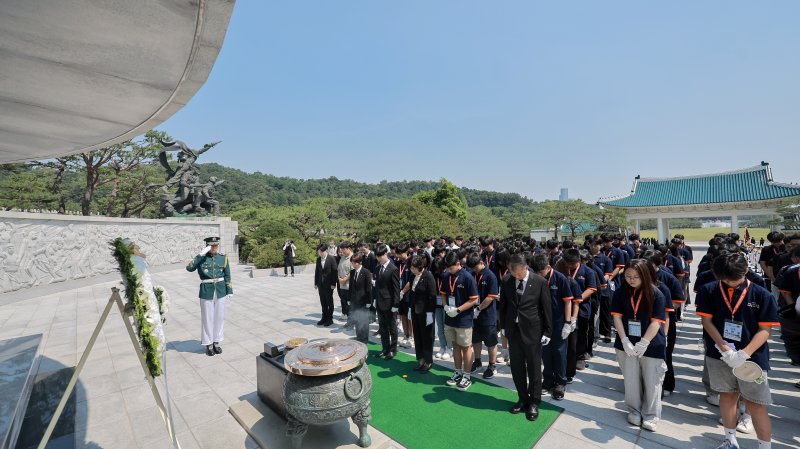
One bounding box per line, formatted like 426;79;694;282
664;218;671;241
635;219;640;234
656;217;665;243
731;215;739;235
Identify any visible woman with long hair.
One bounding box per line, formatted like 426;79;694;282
611;258;668;432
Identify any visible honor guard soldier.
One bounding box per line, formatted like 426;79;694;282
187;236;233;356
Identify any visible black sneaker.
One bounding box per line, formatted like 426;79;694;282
483;364;496;379
471;359;483;373
552;384;565;401
447;372;463;386
456;376;473;391
212;343;222;354
205;345;215;356
566;377;574;384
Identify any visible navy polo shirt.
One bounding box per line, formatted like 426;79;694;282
622;244;636;260
611;286;667;360
544;269;574;331
694;269;717;293
681;247;693;275
746;270;767;289
569;263;598;319
440;268;479;328
663;254;685;280
474;267;499;325
657;282;677;320
398;258;411;302
589;263;607;298
481;251;497;277
695;280;780;371
774;263;800;299
603;247;626;270
656;268;685;304
593;253;614;279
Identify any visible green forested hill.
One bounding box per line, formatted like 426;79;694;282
198;163;533;210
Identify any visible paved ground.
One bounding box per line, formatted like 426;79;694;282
1;246;798;449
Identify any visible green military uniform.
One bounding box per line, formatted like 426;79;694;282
187;236;232;354
186;252;233;298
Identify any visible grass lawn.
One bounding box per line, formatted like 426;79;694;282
638;227;771;242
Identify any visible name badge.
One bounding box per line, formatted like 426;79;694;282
448;296;456;307
628;321;642;338
473;308;480;319
723;320;743;342
436;297;443;306
400;279;404;288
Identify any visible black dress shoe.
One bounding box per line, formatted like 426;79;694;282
213;343;222;354
510;400;526;414
385;352;395;360
323;321;332;327
205;345;215;356
377;350;388;358
526;404;539;421
420;362;432;373
316;319;325;326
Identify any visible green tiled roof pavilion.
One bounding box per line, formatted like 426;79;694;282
597;162;800;242
600;162;800;208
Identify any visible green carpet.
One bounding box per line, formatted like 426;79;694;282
365;344;562;449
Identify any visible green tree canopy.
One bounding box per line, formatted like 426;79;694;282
412;178;468;222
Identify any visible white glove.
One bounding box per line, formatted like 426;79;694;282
622;337;637;357
226;294;233;299
390;307;398;313
561;323;571;340
426;312;433;326
541;336;551;346
501;328;506;337
726;350;750;369
445;306;459;318
569;318;577;333
715;341;737;364
199;246;211;256
633;338;650;357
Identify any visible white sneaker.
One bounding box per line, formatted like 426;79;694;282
706;394;720;406
400;338;408;348
736;416;753;434
627;414;641;426
642;419;657;432
441;348;451;361
496;353;505;364
434;350;443;359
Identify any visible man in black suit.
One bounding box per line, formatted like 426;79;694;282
374;243;400;358
348;253;373;343
314;242;338;326
499;254;553;421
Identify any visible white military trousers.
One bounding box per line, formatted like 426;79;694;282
200;291;226;346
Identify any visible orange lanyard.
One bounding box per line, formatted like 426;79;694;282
399;264;405;278
437;279;442;292
476;272;483;286
484;254;493;267
546;269;554;285
570;263;581;280
630;291;643;319
718;280;750;319
499;269;508;280
448;273;458;295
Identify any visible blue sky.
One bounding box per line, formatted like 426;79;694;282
158;1;800;202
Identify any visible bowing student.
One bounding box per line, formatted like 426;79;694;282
348;254;373;343
409;254;437;372
611;258;668;432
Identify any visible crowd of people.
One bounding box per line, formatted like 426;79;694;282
309;231;799;449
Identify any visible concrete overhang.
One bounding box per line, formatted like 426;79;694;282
0;0;235;164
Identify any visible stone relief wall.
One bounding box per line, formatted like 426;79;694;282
0;213;238;294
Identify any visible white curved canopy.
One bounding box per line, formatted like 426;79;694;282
0;0;235;163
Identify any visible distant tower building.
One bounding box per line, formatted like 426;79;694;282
559;188;569;201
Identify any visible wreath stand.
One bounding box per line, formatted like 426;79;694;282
37;287;180;449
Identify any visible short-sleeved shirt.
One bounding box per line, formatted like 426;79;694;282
759;244;783;267
544;269;574;330
622;244;636;260
657;282;677;319
694;269;717;293
774;263;800;299
611;286;667;359
603;247;626;271
697;255;713;274
440;268;479;328
656;267;685;304
681;247;693;275
474;267;499;325
593;253;614;281
663;254;686;280
569;263;598;319
481;250;497;277
695;280;780;371
398;258;412;301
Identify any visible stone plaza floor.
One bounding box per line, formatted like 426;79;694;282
1;248;798;449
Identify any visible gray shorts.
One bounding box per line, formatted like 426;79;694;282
705;357;772;405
